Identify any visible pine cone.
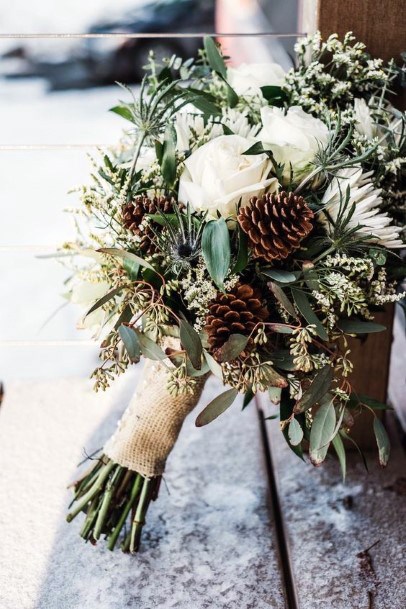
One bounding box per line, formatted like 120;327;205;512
205;283;269;360
238;192;314;262
122;195;174;253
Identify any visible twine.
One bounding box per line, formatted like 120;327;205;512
104;340;208;477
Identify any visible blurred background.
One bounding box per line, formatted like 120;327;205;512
0;0;300;384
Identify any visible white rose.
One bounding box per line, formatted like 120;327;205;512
227;63;285;97
353;98;375;139
258;106;329;182
178;134;277;219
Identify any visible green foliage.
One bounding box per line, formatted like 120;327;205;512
195;387;238;427
202;218;231;290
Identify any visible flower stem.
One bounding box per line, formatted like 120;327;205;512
106;474;143;551
130;477;151;554
93;466;124;540
66;460;115;522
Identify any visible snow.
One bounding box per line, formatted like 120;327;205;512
0;372;285;609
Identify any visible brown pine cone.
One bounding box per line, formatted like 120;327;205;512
122;195;174;253
205;283;269;360
238;191;314;262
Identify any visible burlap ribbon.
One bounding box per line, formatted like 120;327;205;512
104;341;208;477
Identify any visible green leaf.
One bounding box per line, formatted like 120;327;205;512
242;386;254;410
98;248;155;272
309;396;336;465
332;433;346;481
179;318;202;370
109;105;134;123
267;323;294;334
373;417;390;466
204;351;223;380
271;350;296;371
134;330;167;361
280;390;304;460
337;319;386;334
292;288;329;341
294;365;333;413
118;325;140;363
123;258;139;280
232;226;249;274
84;286;123;318
204;36;227;78
195;387;238;427
340;430;369;471
202;218;230;290
358;394;393;410
262;269;298;283
268;387;282;404
260;85;287;106
222;77;239;107
186;359;210;378
269;282;298;319
161;124;177;186
242;142;265;155
216;333;249;362
288;418;304;446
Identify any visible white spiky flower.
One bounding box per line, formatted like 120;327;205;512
221;108;261;139
321;167;404;249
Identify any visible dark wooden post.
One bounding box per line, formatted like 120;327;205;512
299;0;404;447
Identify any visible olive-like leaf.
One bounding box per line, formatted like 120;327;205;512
134;329;167;361
288;418;304;446
202;218;230;290
294;364;332;413
262;269;298;283
373;417;390;467
269;282;298;319
280;390;305;461
216;333;248;362
292;288;329;341
309;396;336;465
195;387;238;427
203;36;227;78
332;433;346;481
118;325;140;363
84;286;123;318
337;319;386;334
98;248;155;272
204;351;223;380
179;318;202;370
268;386;282;405
242;386;254;410
161;123;177;186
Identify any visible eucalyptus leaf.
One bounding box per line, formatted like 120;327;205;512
98;248;155;272
216;333;248;362
280;390;305;461
271;350;296;371
179;318;202;370
123;258;139;280
232;227;249;274
292;288;329;341
84;286;123;318
358;395;392;410
337;319;386;334
269;282;298;319
195;387;238;427
202;218;230;290
134;330;167;361
203;36;227;78
373;417;390;466
262;269;298;283
288;418;304;446
332;433;346;481
267;323;294;334
242;386;254;410
204;351;223;380
118;325;140;363
268;387;282;404
294;365;333;413
309;396;336;465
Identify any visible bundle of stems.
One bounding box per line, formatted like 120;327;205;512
67;455;161;553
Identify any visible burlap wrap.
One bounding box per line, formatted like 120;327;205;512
104;344;208;477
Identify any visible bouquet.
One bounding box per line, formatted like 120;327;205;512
63;33;405;553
